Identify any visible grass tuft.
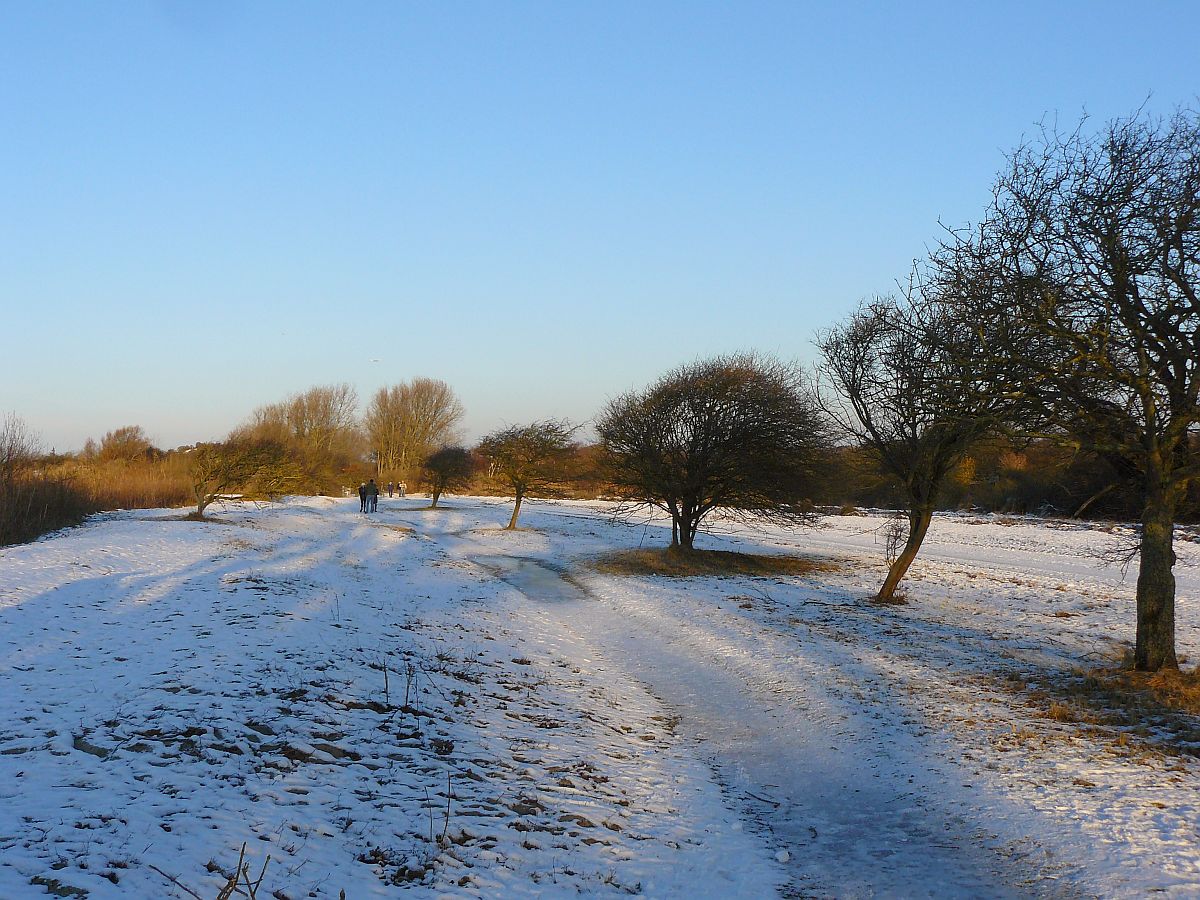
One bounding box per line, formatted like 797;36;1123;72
589;547;836;578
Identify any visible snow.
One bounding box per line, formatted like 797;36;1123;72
0;496;1197;897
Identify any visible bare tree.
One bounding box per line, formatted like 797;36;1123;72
597;354;829;551
948;108;1200;670
422;446;476;508
817;283;1018;601
0;414;38;494
476;420;576;529
236;384;360;487
287;384;359;460
365;379;464;481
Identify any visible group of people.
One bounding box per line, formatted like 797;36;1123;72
358;479;379;513
357;479;408;513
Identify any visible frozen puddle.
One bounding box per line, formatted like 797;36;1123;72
469;554;587;602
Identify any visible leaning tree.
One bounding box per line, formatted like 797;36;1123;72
476;420;576;529
188;438;298;518
948;108;1200;670
597;354;829;550
817;280;1020;602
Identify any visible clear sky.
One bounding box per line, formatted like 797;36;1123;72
2;1;1197;452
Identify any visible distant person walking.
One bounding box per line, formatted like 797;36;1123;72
358;482;368;513
366;478;380;513
398;481;406;498
387;481;394;498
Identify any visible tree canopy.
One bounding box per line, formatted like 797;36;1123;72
597;354;828;550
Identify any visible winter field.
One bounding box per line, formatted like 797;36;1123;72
1;497;1198;899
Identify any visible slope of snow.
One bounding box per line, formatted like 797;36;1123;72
0;496;1197;897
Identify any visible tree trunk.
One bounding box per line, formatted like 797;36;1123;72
1134;480;1178;671
876;507;933;603
677;511;698;551
507;490;524;530
195;486;212;517
431;487;442;508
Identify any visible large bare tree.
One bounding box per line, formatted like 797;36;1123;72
817;283;1019;601
597;354;829;550
237;384;360;486
949;109;1200;670
365;378;464;481
477;420;576;529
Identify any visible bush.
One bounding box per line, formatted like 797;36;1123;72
0;473;97;546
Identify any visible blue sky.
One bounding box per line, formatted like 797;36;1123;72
2;1;1197;452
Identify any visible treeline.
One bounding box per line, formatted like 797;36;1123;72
0;379;468;541
824;439;1200;523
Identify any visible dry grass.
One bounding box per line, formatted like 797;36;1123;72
73;461;192;510
1099;667;1200;717
589;547;837;578
1008;666;1200;756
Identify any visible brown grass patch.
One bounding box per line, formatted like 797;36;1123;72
182;511;236;524
1101;668;1200;717
589;547;837;578
1006;666;1200;756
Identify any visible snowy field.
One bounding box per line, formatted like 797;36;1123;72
0;496;1197;898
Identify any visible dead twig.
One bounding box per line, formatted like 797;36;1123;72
147;864;204;900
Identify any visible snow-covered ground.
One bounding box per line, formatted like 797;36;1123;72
0;496;1197;898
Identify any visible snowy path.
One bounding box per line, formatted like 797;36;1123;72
407;498;1200;898
423;521;1047;897
3;497;1198;898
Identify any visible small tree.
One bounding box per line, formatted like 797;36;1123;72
597;354;829;550
476;420;576;529
0;414;38;490
817;284;1018;602
422;446;475;508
